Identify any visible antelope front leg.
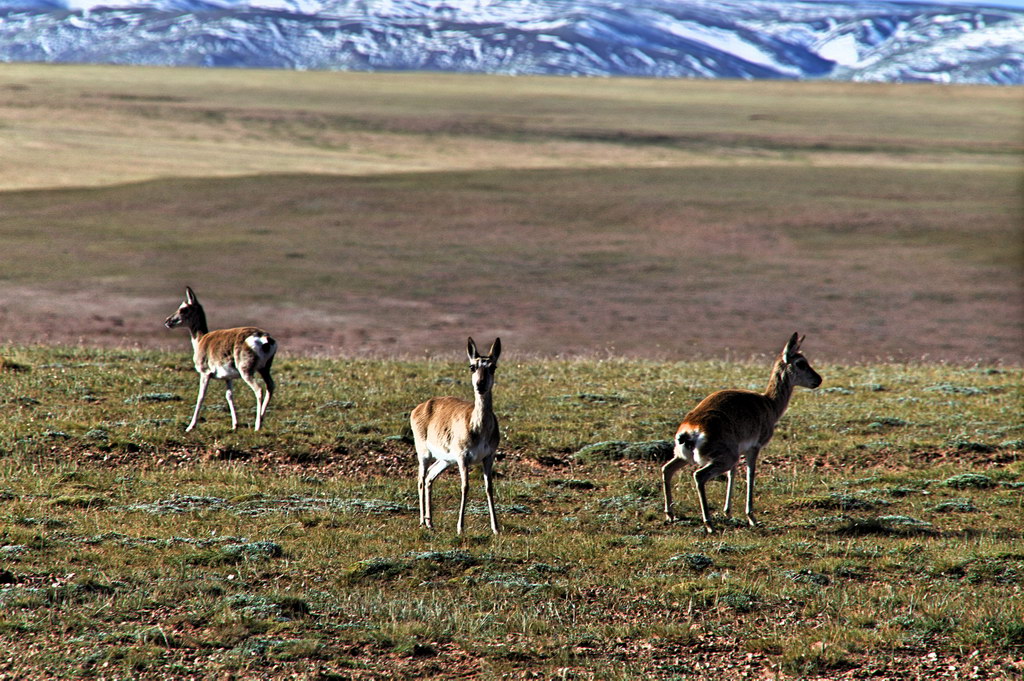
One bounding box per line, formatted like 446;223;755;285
482;455;499;535
745;447;760;527
661;457;687;522
187;374;211;432
456;459;470;536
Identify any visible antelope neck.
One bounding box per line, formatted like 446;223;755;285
188;309;210;338
763;359;795;419
470;385;493;430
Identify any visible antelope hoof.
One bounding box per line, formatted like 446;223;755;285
747;515;759;528
703;523;716;535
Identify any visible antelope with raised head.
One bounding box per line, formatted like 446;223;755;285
411;337;502;535
164;286;277;432
662;333;822;533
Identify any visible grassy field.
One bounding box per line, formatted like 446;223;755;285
0;64;1021;362
0;345;1021;679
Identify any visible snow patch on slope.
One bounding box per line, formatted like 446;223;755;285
0;0;1021;84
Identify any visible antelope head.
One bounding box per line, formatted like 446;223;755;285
165;286;205;332
467;337;501;395
782;332;822;389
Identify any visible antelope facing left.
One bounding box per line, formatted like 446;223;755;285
411;337;501;535
662;332;822;534
164;286;277;432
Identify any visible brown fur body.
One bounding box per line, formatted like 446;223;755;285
192;327;273;378
411;396;500;465
676;388;788;454
662;333;821;533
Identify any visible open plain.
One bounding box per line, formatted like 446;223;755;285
1;64;1021;363
0;64;1022;679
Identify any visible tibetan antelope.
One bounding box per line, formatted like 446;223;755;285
164;286;277;432
411;337;502;535
662;333;822;533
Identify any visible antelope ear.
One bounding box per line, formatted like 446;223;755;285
467;337;479;360
489;337;501;361
185;287;197;304
784;332;800;361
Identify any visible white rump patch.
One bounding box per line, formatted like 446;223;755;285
246;334;276;359
674;429;706;465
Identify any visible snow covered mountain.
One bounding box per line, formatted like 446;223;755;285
0;0;1021;84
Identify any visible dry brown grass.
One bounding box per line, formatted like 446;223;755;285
2;64;1020;190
